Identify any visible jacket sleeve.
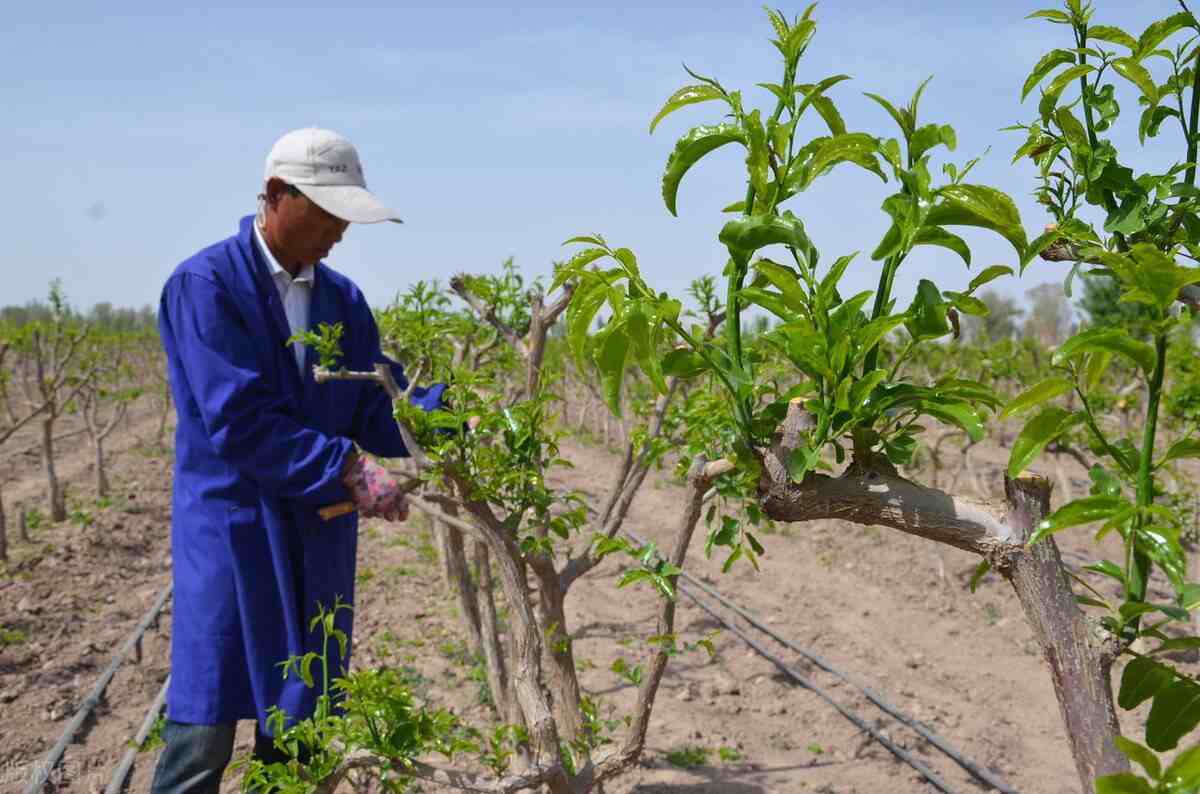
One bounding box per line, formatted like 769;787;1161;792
162;273;354;505
350;306;448;459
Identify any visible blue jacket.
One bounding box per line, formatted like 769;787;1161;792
159;215;443;728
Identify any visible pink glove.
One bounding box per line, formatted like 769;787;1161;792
341;455;409;522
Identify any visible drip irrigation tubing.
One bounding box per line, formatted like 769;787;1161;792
104;674;170;794
623;528;1019;794
24;584;172;794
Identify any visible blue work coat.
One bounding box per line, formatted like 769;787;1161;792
159;215;444;729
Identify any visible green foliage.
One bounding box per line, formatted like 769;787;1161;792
665;744;709;769
134;715;167;753
557;6;1025;499
240;599;474;793
287;322;344;370
1014;1;1200;778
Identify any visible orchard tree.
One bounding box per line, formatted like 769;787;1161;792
12;283;96;522
555;4;1200;790
78;329;141;498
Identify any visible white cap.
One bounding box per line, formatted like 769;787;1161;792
264;128;402;224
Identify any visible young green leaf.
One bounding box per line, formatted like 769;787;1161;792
1136;13;1196;60
1008;406;1084;477
1028;495;1128;546
1147;679;1200;751
596;324;631;415
904;279;952;341
662;124;749;216
912;226;971;266
1112;58;1159;102
1021;49;1078;100
720;212;814;261
1093;773;1154;794
999;378;1074;420
1039;65;1097;119
1115;736;1162;781
968;265;1014;292
1088;24;1138;50
793;132;887;189
1158;439;1200;468
1163;745;1200;790
649;84;727;133
1052;327;1156;374
1027;8;1071;23
926;184;1028;256
864;92;912;137
1119;656;1175;710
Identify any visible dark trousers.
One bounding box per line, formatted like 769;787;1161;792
149;720;305;794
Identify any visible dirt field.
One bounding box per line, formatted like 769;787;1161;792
0;405;1178;794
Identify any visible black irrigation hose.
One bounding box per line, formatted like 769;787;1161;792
24;584;172;794
663;550;1019;794
104;674;169;794
678;578;957;793
623;528;1018;794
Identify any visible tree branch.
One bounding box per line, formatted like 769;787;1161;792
450;275;529;357
584;457;735;788
757;401;1022;555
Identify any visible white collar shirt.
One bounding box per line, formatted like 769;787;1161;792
253;221;314;376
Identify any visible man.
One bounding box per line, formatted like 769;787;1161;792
151;128;440;793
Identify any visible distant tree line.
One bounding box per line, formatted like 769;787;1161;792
1;280;156;332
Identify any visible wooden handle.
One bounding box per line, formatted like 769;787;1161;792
318;501;357;521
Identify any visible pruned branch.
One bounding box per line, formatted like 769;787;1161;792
757;400;1021;555
314;363;431;470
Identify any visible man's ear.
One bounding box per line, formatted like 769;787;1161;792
263;178;289;208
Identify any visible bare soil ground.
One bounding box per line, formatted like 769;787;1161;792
0;409;1186;794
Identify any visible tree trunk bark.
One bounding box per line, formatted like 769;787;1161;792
443;521;483;659
41;417;64;522
532;563;586;747
472;541;520;728
997;476;1128;791
95;436;110;499
0;481;7;563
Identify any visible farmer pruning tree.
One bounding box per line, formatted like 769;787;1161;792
150;128;442;793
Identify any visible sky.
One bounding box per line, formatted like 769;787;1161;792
1;0;1189;316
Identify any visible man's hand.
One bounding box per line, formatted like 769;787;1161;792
341;454;409;521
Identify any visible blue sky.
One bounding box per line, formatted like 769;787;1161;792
1;0;1186;315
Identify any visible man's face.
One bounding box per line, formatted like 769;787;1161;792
262;178;351;267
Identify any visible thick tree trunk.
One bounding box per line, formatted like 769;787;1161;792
94;436;110;499
40;417;64;522
472;541;521;730
438;518;484;659
997;477;1127;790
532;563;586;747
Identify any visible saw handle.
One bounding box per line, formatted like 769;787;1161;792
318;501;357;521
